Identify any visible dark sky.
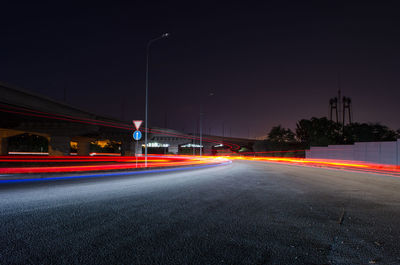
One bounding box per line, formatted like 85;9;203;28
1;1;399;138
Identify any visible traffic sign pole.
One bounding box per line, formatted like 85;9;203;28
132;120;143;167
135;140;138;168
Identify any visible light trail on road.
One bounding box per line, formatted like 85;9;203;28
0;155;229;174
0;160;232;184
231;156;400;177
1;152;399;177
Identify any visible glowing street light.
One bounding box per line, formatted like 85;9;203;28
145;33;169;166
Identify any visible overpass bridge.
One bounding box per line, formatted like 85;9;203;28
0;82;254;156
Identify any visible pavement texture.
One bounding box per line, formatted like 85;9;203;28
0;160;399;264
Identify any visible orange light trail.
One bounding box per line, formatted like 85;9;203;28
0;155;229;174
230;156;400;177
1;154;399;177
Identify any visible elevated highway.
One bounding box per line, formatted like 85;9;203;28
0;81;134;155
0;82;254;156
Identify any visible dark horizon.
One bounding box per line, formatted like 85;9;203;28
1;2;399;138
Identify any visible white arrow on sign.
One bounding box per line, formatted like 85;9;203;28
132;120;143;130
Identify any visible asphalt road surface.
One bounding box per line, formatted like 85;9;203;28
0;160;399;264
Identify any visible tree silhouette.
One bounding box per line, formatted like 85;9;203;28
268;125;295;143
296;117;341;147
254;118;399;157
344;123;398;143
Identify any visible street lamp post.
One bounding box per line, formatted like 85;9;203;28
145;33;169;166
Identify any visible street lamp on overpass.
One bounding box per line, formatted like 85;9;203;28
145;33;169;166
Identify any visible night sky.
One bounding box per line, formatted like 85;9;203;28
1;1;399;138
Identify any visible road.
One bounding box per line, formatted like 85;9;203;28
0;160;399;264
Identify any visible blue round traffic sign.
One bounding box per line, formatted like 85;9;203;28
133;130;142;141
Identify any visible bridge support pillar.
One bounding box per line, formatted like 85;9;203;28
49;136;70;156
0;136;8;155
77;139;91;156
0;130;10;155
168;145;179;154
202;143;211;155
121;141;135;156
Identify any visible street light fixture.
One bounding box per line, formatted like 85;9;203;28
145;33;169;166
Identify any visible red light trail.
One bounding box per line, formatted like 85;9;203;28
239;150;305;155
230;156;400;177
0;155;229;174
1;153;399;177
